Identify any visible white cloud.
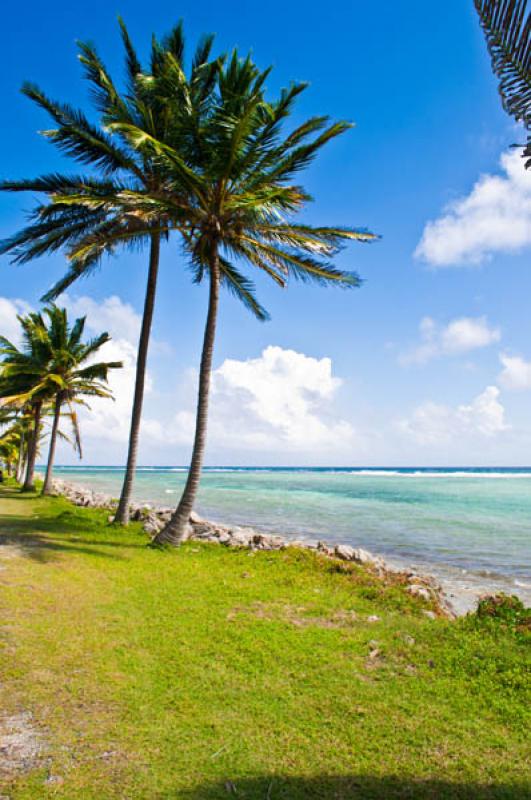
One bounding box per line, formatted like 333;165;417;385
0;297;33;346
169;346;358;453
498;353;531;391
59;294;141;344
415;149;531;266
400;315;500;365
399;386;508;445
0;294;142;453
59;295;146;447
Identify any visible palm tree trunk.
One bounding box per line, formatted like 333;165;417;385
115;232;161;524
22;401;42;492
16;430;25;484
42;395;62;495
155;249;221;545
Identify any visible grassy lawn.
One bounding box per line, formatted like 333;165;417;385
0;486;529;799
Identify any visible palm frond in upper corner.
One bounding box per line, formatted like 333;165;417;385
474;0;531;166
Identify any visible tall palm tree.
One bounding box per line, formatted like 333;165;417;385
0;19;221;521
147;53;378;545
474;0;531;167
0;307;121;492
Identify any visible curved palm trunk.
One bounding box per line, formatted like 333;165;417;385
115;232;161;524
42;395;62;495
22;401;42;492
155;250;220;545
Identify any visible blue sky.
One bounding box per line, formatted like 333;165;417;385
1;0;530;465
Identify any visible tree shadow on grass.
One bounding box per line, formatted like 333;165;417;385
0;508;147;563
178;775;530;800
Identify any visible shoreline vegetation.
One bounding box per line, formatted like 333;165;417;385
0;483;529;797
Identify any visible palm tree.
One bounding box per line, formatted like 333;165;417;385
474;0;531;167
0;307;121;492
0;409;19;477
0;409;32;483
148;53;377;545
0;19;221;521
0;314;51;490
36;305;122;495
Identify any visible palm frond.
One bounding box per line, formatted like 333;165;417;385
474;0;531;165
218;257;270;321
22;83;141;177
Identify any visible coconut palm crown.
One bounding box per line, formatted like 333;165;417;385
474;0;531;167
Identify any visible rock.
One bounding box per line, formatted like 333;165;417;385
335;544;356;561
269;536;285;550
217;531;231;544
422;610;437;620
143;513;164;536
189;510;202;524
143;522;159;536
351;548;384;567
229;527;254;546
408;584;432;601
367;615;380;623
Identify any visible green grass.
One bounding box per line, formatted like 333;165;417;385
0;486;529;799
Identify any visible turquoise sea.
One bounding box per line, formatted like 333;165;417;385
44;466;531;612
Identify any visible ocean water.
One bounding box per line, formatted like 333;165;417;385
44;466;531;612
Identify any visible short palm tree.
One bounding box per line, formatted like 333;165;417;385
0;409;19;476
474;0;530;167
37;305;122;494
0;313;53;490
146;53;378;545
0;409;33;483
0;19;221;520
0;306;121;492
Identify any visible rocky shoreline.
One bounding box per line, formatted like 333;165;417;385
51;478;456;618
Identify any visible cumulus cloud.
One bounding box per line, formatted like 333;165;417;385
415;149;531;266
0;294;143;454
59;294;141;344
400;315;500;365
399;386;508;445
169;345;358;453
498;353;531;391
58;295;147;447
0;297;33;346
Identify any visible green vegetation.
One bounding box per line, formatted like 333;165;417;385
0;305;120;493
0;487;529;799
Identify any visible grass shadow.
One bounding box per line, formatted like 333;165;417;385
178;775;530;799
0;490;148;563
